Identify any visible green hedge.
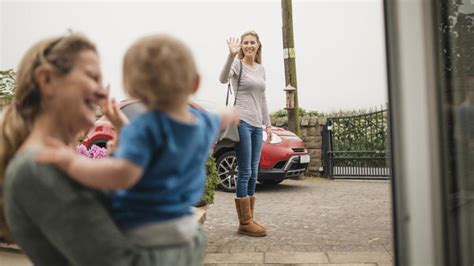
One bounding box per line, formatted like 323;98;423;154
270;106;386;120
198;154;219;206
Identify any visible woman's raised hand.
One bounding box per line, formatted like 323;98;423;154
226;37;240;56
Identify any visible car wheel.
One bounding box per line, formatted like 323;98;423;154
261;179;284;185
216;151;238;192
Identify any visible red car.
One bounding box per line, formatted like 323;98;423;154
82;100;310;192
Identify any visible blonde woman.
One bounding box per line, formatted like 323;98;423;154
219;31;271;237
0;33;233;266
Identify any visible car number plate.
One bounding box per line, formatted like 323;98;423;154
300;155;310;163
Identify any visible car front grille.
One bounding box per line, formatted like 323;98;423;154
286;169;306;178
288;162;308;171
273;160;287;169
272;156;309;171
292;148;305;152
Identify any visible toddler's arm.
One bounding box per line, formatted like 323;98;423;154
37;138;142;190
219;106;240;129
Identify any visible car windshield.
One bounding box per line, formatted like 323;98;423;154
121;101;200;121
121;102;146;121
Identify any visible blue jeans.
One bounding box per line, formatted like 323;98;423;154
235;120;263;198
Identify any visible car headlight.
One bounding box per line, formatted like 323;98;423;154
262;131;283;144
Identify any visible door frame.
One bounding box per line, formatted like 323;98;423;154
384;1;446;265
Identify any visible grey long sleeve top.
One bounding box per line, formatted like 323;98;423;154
219;55;271;128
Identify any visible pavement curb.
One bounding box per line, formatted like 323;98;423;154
204;251;393;265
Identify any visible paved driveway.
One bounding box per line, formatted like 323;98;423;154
203;177;394;265
0;177;394;265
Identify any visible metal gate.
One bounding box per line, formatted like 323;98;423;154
322;110;390;178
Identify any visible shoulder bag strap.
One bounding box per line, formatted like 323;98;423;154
225;60;243;106
232;60;243;106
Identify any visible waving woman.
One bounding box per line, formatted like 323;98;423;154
219;30;271;237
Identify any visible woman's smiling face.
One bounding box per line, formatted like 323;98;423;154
48;50;106;136
241;34;260;58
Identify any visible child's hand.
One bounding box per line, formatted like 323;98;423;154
220;107;239;129
101;97;129;131
98;85;129;132
36;137;77;173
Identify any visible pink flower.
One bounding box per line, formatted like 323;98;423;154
89;144;108;159
76;144;108;159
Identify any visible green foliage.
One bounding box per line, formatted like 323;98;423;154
0;69;16;101
271;109;288;118
329;110;389;167
305;110;323;117
298;108;323;117
200;154;219;206
271;106;386;120
271;107;323;119
324;105;387;118
330;110;388;150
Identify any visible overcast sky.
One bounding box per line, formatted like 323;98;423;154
1;0;387;113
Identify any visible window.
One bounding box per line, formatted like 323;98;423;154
435;1;474;265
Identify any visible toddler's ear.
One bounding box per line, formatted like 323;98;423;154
192;74;200;94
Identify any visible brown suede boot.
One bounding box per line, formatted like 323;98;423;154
248;196;267;234
235;197;266;237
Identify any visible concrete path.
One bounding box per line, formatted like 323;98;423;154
203;177;394;265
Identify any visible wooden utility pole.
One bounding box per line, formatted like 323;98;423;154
281;0;300;135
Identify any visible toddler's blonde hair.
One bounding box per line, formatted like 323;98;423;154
123;34;198;110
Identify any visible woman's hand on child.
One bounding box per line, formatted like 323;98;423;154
226;37;240;56
36;137;76;173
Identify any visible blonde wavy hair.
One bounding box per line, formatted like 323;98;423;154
0;34;96;242
123;34;198;110
238;30;262;64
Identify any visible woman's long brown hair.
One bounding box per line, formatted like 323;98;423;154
0;34;96;242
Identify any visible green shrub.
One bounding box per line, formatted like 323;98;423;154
271;107;323;119
271;109;288;118
198;154;219;206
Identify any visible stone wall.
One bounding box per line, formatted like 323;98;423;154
271;116;326;176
